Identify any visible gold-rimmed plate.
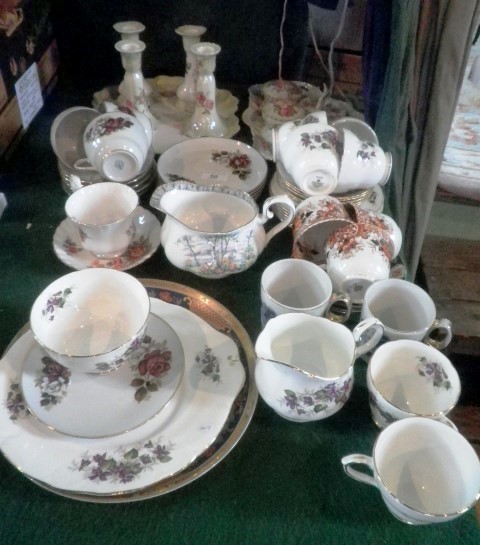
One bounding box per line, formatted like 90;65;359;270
0;280;257;502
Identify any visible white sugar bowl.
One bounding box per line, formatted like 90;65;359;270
30;269;150;374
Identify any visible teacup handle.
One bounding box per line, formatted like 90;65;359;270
341;454;377;488
325;292;352;323
352;317;384;357
423;318;452;351
73;158;97;171
432;415;458;431
261;195;296;245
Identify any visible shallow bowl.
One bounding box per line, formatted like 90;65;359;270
50;106;99;170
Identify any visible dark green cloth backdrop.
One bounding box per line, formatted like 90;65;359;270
0;79;479;544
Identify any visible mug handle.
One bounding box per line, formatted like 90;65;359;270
73;158;97;171
341;454;378;488
261;195;296;245
352;317;384;357
423;318;452;351
325;292;352;323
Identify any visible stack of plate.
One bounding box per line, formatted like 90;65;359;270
0;280;257;501
157;137;268;200
269;162;385;221
59;148;159;197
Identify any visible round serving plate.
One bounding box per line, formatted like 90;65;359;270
1;280;257;503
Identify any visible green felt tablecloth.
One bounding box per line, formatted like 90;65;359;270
0;89;478;545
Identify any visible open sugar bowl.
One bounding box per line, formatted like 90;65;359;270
30;269;150;374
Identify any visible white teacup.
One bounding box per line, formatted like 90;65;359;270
65;182;139;258
76;111;149;182
273;121;340;195
367;340;461;429
261;258;351;326
361;278;453;350
326;223;392;306
255;313;383;422
341;417;480;525
336;128;392;193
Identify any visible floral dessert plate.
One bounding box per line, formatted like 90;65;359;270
0;295;246;496
53;207;161;271
20;311;184;439
157;137;268;196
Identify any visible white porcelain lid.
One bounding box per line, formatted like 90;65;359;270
157;137;268;195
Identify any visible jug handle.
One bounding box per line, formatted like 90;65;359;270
261;195;296;245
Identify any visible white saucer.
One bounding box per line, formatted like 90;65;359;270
157;137;268;196
358;184;385;213
53;207;161;271
21;311;184;438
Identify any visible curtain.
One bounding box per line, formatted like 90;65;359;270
366;0;480;279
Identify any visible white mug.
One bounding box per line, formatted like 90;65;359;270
367;340;461;429
260;258;351;326
65;182;139;258
342;417;480;525
361;278;452;350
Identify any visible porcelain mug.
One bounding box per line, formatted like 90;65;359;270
75;111;149;182
260;258;352;326
326;223;392;306
361;278;453;350
65;182;139;258
367;340;461;429
341;417;480;525
254;313;383;422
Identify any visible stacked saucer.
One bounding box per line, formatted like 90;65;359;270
269;161;383;221
157;137;268;200
59;148;159;197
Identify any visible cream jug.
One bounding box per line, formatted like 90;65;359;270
254;313;383;422
150;181;295;278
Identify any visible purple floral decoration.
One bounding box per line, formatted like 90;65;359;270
283;378;352;416
75;438;174;484
416;357;451;390
41;287;73;321
300;130;337;151
357;141;377;161
6;382;30;420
